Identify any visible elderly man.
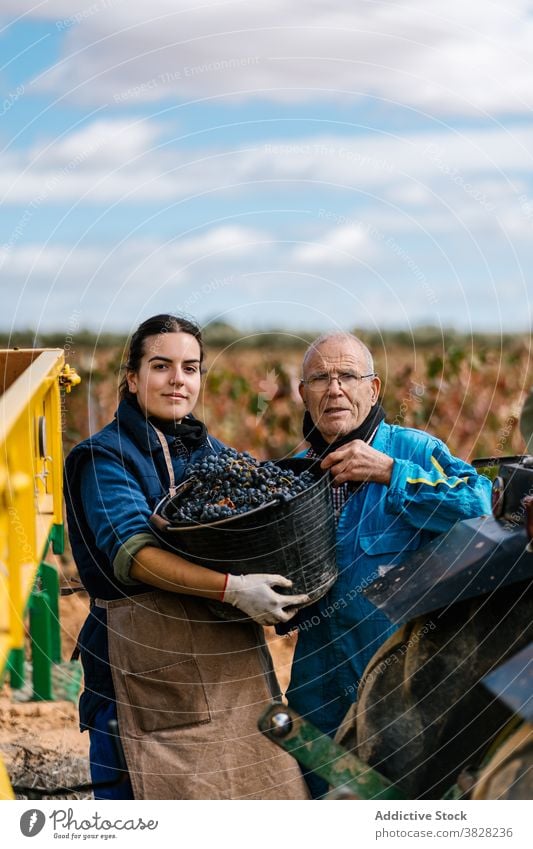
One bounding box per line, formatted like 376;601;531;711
284;332;492;795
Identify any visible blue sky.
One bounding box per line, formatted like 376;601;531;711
1;1;533;336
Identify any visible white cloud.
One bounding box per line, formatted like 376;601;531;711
292;223;374;266
162;224;268;262
3;117;533;209
0;243;98;276
3;3;532;333
385;184;434;206
2;215;530;334
4;0;531;115
0;223;271;333
31;119;161;167
0;118;174;204
0;223;266;278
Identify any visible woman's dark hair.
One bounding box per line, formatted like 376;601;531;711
119;313;204;400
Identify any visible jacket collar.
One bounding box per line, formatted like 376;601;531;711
369;418;390;453
115;397;167;454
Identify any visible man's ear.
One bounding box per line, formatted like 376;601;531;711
298;381;307;407
371;375;381;404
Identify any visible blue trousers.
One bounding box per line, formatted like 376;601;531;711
88;702;134;800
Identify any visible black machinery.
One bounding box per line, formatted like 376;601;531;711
259;455;533;799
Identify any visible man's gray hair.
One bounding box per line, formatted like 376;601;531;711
301;332;374;376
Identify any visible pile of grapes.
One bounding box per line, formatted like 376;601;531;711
166;448;315;524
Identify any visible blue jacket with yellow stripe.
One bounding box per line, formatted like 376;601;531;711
285;420;492;738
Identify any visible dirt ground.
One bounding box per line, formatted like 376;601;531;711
0;559;297;800
0;582;91;799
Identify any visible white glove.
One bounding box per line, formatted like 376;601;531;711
222;573;310;625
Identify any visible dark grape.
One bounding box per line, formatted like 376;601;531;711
166;450;315;525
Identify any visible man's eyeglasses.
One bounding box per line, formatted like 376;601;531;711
300;372;377;391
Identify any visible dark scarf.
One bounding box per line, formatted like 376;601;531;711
149;414;207;451
125;395;208;451
303;402;386;458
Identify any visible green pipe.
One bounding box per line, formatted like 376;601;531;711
50;523;64;556
6;648;25;690
258;704;405;800
39;562;61;664
29;589;53;701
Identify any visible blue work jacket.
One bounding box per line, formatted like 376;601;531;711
285;420;493;738
64;398;225;727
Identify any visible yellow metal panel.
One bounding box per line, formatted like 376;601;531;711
0;557;8;673
0;466;8;672
0;347;80;798
0;757;14;800
0;349;64;440
0;349;70;662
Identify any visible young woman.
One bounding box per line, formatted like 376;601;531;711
65;314;309;800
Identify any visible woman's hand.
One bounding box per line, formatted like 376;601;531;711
130;548;309;624
223;573;310;625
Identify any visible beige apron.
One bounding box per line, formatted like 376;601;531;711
96;590;309;800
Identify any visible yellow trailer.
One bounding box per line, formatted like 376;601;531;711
0;348;80;799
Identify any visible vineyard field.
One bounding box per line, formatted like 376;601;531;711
63;336;533;462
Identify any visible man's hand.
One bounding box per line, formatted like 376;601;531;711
223;573;310;625
320;440;394;486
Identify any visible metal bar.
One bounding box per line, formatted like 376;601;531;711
258;704;405;799
39;562;61;664
50;523;64;556
47;366;64;534
29;588;53;700
6;647;25;690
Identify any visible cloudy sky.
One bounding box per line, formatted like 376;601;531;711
1;0;533;336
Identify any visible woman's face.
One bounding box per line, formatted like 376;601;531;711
126;331;202;422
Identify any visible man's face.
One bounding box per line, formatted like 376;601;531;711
299;338;380;443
